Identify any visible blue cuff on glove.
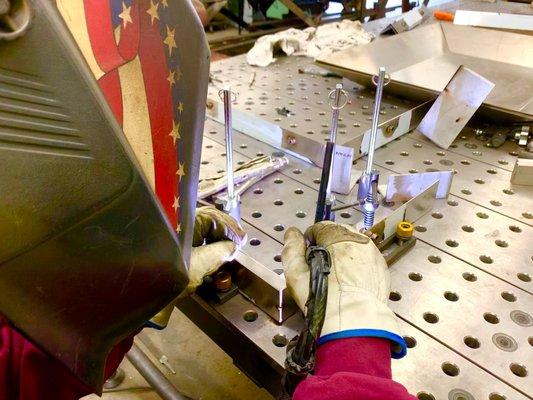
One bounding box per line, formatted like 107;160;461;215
317;329;407;359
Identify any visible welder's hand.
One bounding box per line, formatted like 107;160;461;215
188;207;245;289
149;207;246;329
192;206;246;247
282;221;406;358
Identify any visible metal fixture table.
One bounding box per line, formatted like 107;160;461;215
178;52;533;400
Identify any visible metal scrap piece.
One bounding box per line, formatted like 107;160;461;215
276;106;292;116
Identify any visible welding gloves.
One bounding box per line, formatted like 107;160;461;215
188;206;246;290
282;221;406;358
149;207;246;329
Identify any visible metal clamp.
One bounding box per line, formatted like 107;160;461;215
358;67;388;231
371;72;391;87
216;87;241;222
327;86;349;110
314;84;348;222
218;88;237;103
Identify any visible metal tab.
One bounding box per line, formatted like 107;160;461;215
511;158;533;186
417;66;494;149
370;181;438;239
233;223;298;323
385;170;453;202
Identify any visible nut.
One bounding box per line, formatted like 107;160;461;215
396;221;414;240
214;271;232;292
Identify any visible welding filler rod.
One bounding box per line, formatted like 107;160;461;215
216;87;241;221
325;84;343;201
221;87;235;202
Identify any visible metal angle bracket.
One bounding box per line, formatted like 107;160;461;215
207;90;431;168
417;65;495;149
349;101;433;159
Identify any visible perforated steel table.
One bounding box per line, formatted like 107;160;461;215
179;51;532;400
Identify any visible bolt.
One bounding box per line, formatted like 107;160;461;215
385;124;397;136
287;136;297;145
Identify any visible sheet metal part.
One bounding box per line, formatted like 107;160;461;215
417;65;495;149
316;23;533;120
384;170;454;202
197;54;532;399
372;181;438;240
511;158;533;186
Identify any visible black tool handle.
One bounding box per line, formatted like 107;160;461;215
314;141;335;223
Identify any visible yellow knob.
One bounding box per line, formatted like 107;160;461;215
396;221;414;239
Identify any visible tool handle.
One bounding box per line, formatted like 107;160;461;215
434;10;454;21
315;141;335;223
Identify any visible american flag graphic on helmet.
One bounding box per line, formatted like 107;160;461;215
58;0;186;233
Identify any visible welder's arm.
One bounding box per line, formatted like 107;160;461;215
149;207;246;329
282;222;416;400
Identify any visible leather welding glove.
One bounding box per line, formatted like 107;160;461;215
149;207;246;329
282;221;406;358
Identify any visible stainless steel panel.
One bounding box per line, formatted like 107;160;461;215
385;170;453;201
316;23;533;119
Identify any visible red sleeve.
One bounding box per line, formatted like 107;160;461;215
0;315;133;400
294;337;416;400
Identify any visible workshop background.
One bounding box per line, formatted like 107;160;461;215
86;0;532;399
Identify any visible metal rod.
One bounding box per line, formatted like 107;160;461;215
365;67;386;174
329;84;343;144
126;343;190;400
221;88;235;201
325;84;344;203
